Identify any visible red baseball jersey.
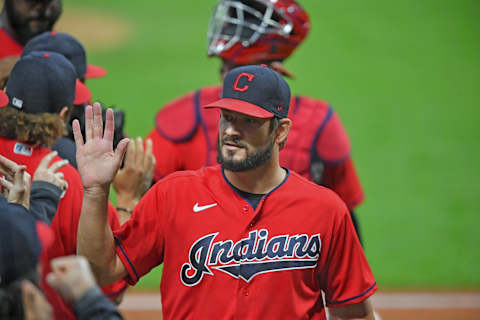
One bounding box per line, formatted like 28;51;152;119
147;86;364;210
0;137;128;319
114;166;376;319
0;27;22;59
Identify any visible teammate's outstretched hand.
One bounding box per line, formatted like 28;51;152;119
73;103;129;191
33;151;69;191
0;154;31;209
113;137;155;199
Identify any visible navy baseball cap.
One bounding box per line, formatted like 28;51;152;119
0;90;8;108
22;31;107;79
204;65;291;118
0;199;53;286
5;51;91;114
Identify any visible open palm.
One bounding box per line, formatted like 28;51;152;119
73;103;129;190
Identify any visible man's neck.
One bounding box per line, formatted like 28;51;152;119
224;161;286;194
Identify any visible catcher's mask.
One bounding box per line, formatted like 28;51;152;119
207;0;310;65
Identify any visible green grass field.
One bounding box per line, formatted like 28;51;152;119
61;0;480;290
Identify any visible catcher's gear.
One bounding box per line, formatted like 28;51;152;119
207;0;310;65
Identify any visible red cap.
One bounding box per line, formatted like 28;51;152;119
74;80;91;105
85;64;107;79
0;90;8;108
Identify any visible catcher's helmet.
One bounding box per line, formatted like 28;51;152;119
207;0;310;65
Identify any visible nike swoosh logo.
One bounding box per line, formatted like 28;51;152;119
193;202;218;213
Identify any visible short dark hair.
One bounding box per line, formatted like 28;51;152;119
269;116;287;149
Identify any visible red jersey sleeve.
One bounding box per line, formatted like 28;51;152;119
318;204;377;307
316;112;364;210
113;183;165;285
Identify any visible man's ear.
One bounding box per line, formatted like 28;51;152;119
275;118;292;148
59;106;69;122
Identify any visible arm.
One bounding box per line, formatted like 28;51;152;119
74;103;130;285
29;181;63;223
113;136;155;225
328;298;375;320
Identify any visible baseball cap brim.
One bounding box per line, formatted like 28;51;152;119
204;98;274;118
0;90;8;108
74;80;91;105
85;64;107;78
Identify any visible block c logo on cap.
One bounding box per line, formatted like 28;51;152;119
233;73;255;92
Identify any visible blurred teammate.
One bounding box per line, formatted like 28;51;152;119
0;0;62;87
0;51;129;319
0;198;54;319
147;0;365;242
21;31;118;168
0;0;62;57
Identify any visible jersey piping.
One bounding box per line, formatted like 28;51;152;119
311;106;350;166
114;237;139;282
326;281;377;305
221;167;291;210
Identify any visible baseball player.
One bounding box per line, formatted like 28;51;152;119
0;0;62;57
75;65;377;319
0;0;62;86
147;0;365;242
21;31;110;168
0;51;128;319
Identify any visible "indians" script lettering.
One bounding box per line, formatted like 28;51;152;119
181;229;321;286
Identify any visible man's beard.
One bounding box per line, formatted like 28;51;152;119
5;0;61;45
217;136;274;172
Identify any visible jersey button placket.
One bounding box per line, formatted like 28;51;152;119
242;205;248;213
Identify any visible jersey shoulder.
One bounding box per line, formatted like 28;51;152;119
0;27;22;59
157;165;220;185
286;169;348;212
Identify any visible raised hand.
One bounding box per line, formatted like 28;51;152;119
116;137;155;198
73;103;129;191
113;137;156;224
